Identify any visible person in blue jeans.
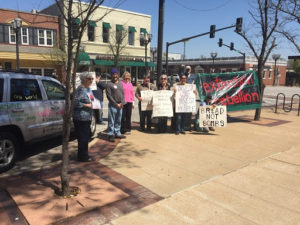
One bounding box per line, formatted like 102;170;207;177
106;68;126;142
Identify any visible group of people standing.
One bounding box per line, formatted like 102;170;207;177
72;65;212;162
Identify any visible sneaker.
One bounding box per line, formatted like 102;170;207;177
202;127;209;133
108;135;115;142
180;131;186;134
115;135;126;139
209;127;215;131
175;131;179;135
78;156;95;162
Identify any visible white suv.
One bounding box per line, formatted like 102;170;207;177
0;72;96;172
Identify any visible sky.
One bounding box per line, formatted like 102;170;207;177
0;0;298;60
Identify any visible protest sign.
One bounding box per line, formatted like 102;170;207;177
175;84;196;113
199;105;227;127
141;90;154;111
152;90;173;117
195;71;261;111
76;72;97;90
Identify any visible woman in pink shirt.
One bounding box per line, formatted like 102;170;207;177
121;71;135;134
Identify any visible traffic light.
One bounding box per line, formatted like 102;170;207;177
218;38;223;47
235;17;243;33
210;25;216;38
230;42;234;51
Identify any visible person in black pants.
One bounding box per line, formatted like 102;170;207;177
92;74;106;124
135;75;157;131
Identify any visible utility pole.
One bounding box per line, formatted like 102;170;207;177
156;0;164;87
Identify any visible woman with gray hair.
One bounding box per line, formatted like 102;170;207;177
73;72;94;162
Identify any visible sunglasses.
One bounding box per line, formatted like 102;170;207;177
161;78;167;80
87;78;94;80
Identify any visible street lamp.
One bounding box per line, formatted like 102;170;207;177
210;52;217;73
272;54;280;86
140;32;152;76
11;18;22;71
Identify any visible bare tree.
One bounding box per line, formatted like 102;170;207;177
276;0;300;52
237;0;281;120
107;26;128;67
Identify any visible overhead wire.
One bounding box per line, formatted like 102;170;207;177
172;0;232;12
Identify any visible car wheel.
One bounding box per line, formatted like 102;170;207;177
90;115;97;136
0;132;19;173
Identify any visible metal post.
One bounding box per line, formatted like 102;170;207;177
243;53;246;71
145;42;148;75
156;0;165;87
166;42;169;76
16;27;20;71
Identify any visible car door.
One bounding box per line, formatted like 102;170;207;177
0;77;9;126
41;79;65;136
9;78;46;141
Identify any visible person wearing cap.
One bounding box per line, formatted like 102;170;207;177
135;75;157;131
73;72;95;162
106;68;126;142
156;74;171;133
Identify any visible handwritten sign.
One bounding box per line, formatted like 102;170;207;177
152;90;173;117
199;105;227;127
76;72;97;90
141;90;154;111
175;84;196;113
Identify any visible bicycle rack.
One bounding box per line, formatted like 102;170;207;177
275;93;300;116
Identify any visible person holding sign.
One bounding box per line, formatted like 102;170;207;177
120;71;134;134
92;73;106;124
156;74;171;133
106;68;126;142
73;73;94;162
135;75;157;131
199;95;216;132
173;74;197;135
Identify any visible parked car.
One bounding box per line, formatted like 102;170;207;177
0;72;96;172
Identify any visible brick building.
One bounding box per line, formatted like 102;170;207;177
0;8;63;79
165;55;287;86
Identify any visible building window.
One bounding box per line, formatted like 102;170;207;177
88;21;96;42
263;70;266;79
0;79;3;102
116;24;124;44
21;28;29;45
128;26;136;46
221;68;226;73
72;18;80;39
102;22;111;43
31;68;42;75
44;68;54;76
9;27;16;44
38;29;53;46
268;70;272;79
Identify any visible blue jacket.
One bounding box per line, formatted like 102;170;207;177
73;86;93;121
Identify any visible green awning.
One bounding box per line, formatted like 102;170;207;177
140;28;147;34
88;20;97;27
93;60;155;67
74;18;81;25
94;60;114;66
103;22;111;29
116;24;124;31
129;26;136;32
78;52;91;65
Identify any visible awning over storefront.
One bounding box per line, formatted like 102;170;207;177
116;24;124;31
93;60;155;67
74;18;81;25
78;52;91;65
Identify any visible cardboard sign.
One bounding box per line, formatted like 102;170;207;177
152;90;173;117
141;90;154;111
195;71;261;111
199;105;227;127
175;84;196;113
76;72;97;90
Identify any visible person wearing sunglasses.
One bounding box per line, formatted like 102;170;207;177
73;73;95;162
156;74;171;133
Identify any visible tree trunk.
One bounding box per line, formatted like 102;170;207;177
254;62;265;121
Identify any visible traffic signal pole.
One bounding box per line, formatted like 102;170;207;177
220;42;246;71
166;24;237;83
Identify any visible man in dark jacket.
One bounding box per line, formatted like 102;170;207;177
92;73;106;124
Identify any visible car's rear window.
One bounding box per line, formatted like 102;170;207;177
10;79;42;102
0;79;3;102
